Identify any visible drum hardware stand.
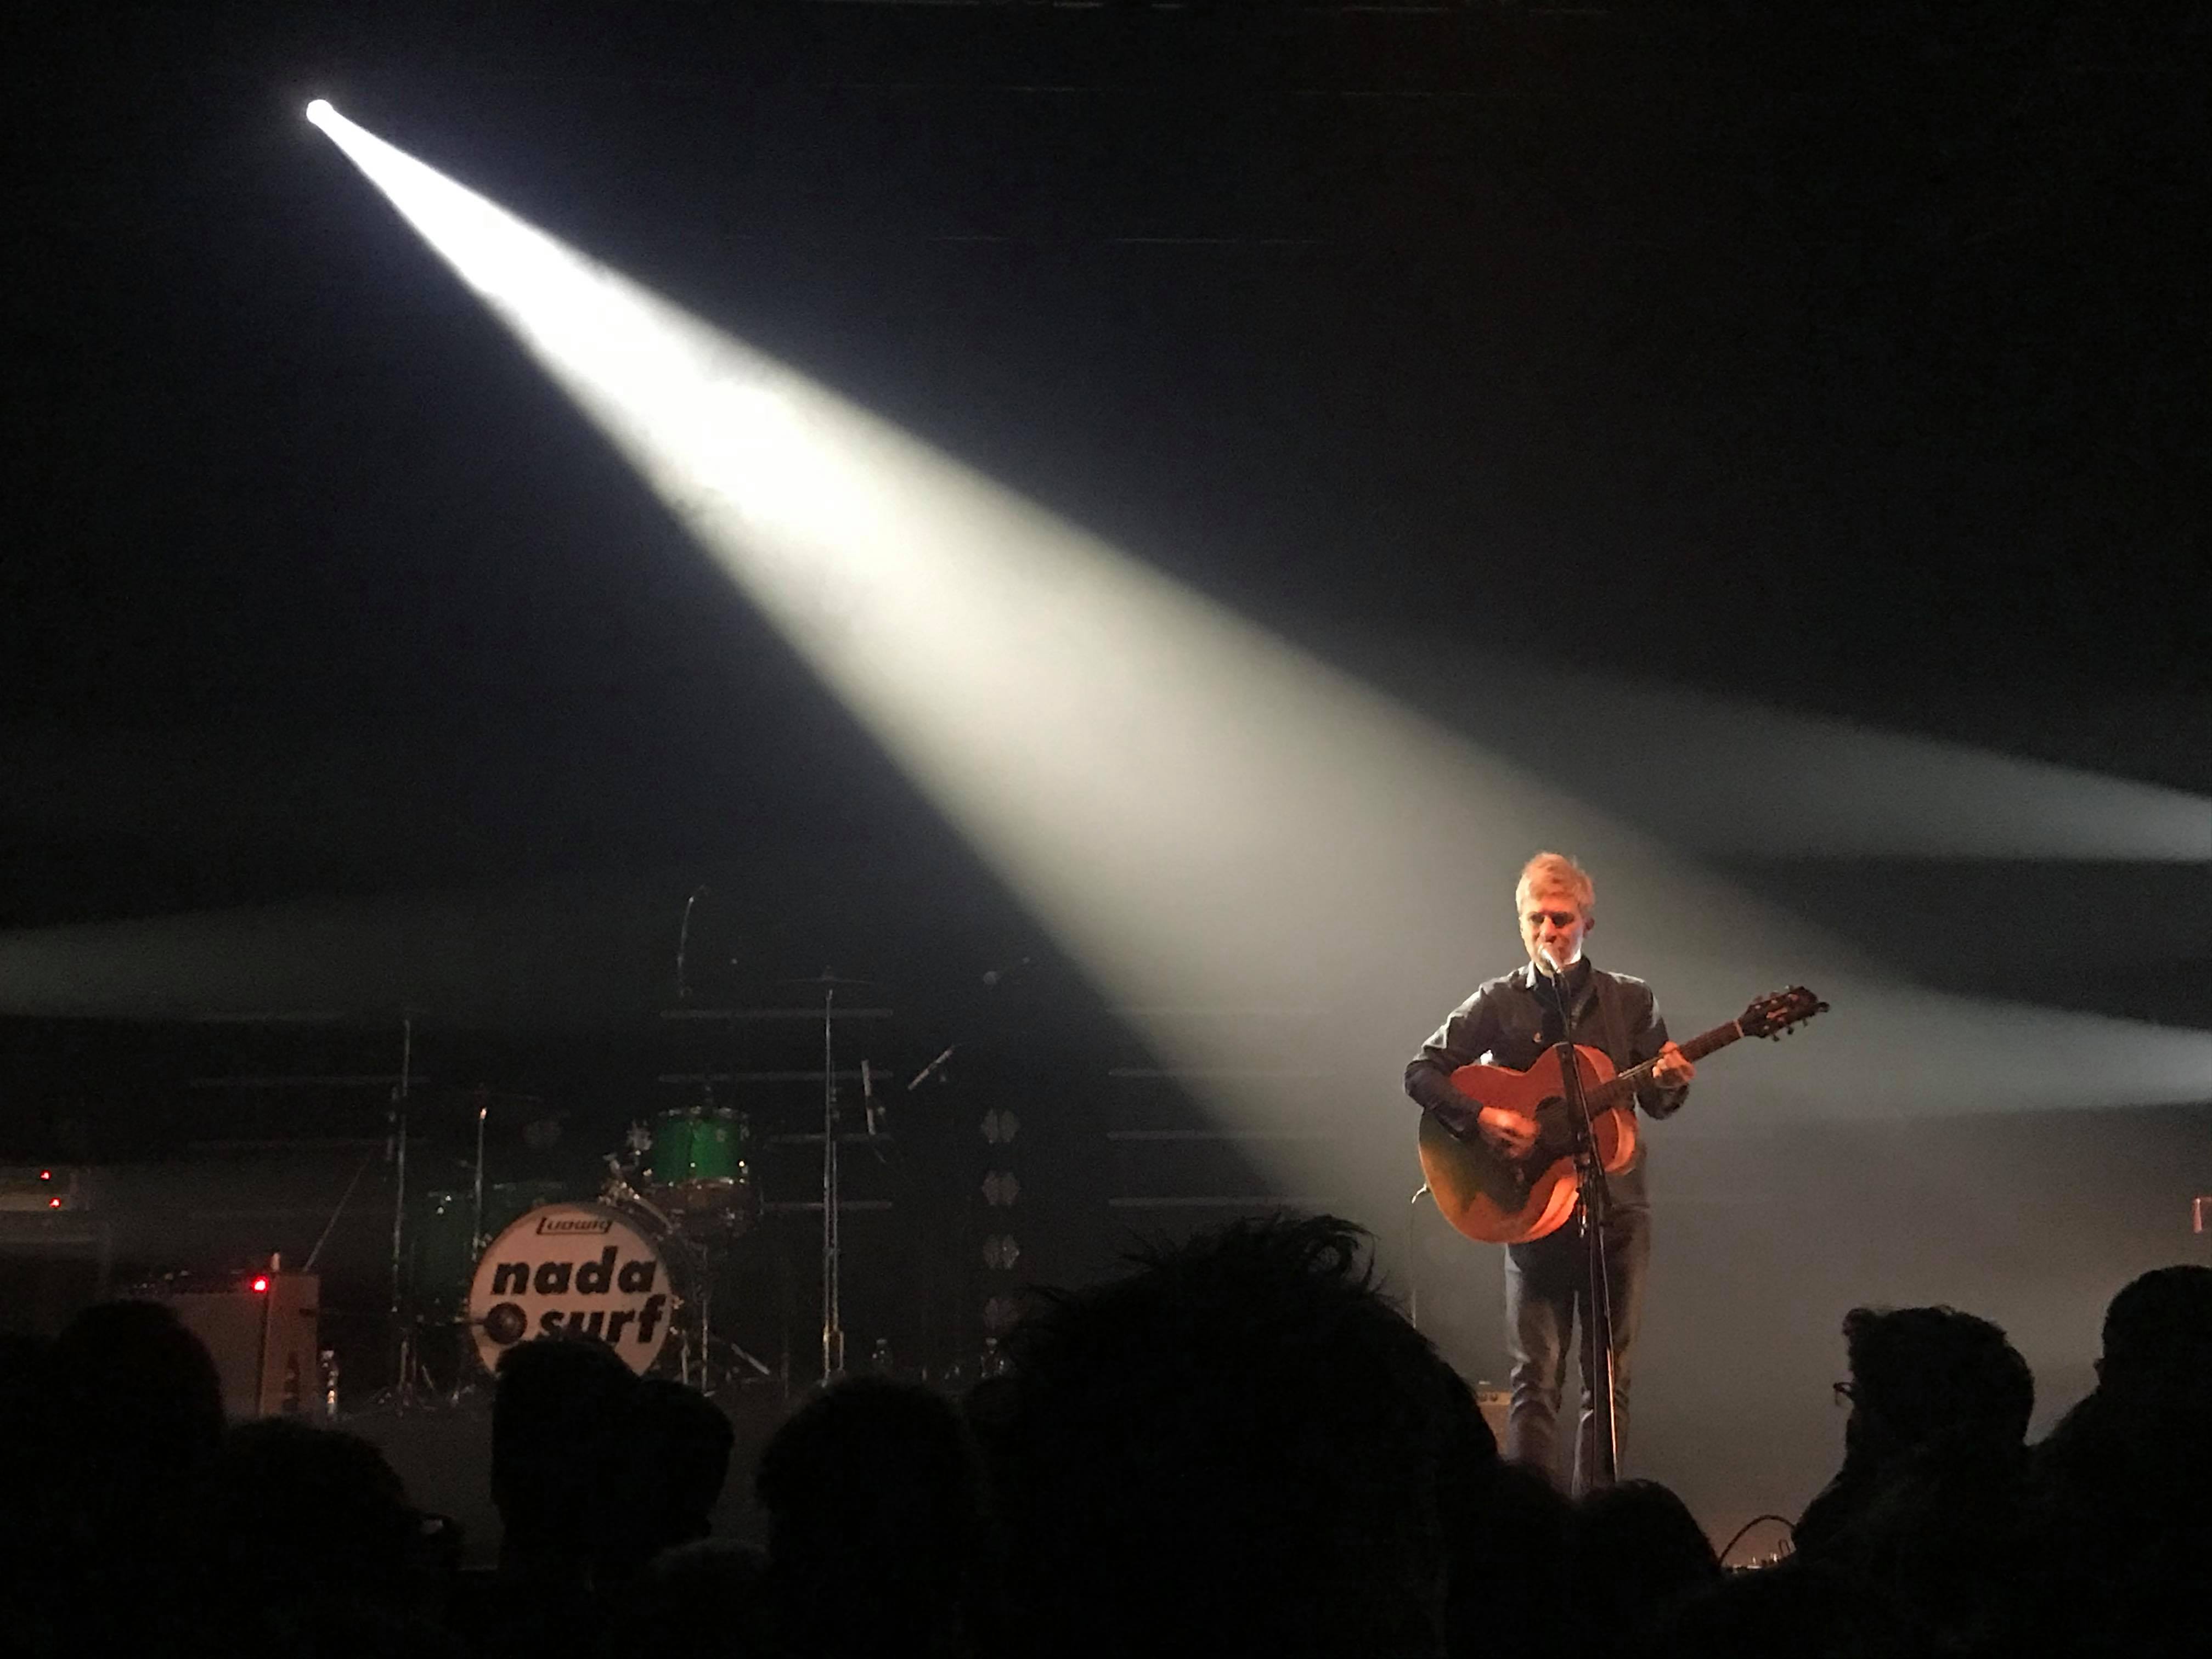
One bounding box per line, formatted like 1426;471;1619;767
306;1141;382;1279
469;1088;491;1258
810;979;891;1387
600;1159;771;1391
381;1013;439;1408
426;1087;499;1408
815;972;848;1384
685;1248;773;1391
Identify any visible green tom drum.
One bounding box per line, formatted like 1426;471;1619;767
644;1107;757;1234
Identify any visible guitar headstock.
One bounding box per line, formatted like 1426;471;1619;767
1740;986;1826;1040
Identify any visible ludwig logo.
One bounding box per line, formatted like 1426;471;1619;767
538;1215;612;1235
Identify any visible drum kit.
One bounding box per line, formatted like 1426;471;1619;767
399;1098;769;1392
387;970;890;1400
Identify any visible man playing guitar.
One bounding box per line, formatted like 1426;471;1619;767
1404;851;1695;1492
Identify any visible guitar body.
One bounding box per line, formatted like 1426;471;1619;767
1418;1044;1639;1245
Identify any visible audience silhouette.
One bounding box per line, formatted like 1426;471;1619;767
1568;1477;1721;1652
212;1415;468;1657
33;1300;227;1653
981;1214;1488;1659
0;1239;2196;1657
599;1374;738;1586
757;1374;997;1658
2031;1265;2212;1657
1793;1304;2037;1655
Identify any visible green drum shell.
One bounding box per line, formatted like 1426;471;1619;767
647;1108;748;1186
412;1179;568;1317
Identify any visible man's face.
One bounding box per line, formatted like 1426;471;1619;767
1519;884;1590;974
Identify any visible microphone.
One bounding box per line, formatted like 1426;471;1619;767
1539;943;1571;976
907;1046;955;1091
981;956;1032;988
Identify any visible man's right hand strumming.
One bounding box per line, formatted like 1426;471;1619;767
1476;1105;1536;1159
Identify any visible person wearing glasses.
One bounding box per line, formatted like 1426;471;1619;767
1403;851;1694;1493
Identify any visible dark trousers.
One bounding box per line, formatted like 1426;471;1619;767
1502;1202;1650;1494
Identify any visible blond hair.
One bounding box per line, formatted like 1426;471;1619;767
1515;851;1594;918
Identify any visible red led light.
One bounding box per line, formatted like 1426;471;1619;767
38;1171;51;1181
47;1198;61;1210
251;1276;270;1293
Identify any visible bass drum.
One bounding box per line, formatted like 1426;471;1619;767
466;1202;677;1377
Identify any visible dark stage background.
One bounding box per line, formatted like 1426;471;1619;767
5;3;2207;1543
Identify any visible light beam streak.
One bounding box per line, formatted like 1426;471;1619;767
89;107;2185;1197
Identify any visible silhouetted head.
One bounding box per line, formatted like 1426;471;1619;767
1443;1459;1570;1659
215;1417;418;1610
491;1333;642;1569
2097;1263;2212;1400
1838;1305;2032;1464
992;1213;1487;1658
599;1377;735;1582
43;1300;225;1472
1571;1479;1722;1645
756;1375;992;1658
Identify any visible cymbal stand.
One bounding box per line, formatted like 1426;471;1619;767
383;1014;435;1406
818;974;845;1384
469;1089;490;1256
687;1238;774;1391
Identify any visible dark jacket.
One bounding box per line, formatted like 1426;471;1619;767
1403;958;1686;1209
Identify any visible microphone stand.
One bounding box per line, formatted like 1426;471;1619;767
1406;1182;1432;1331
1543;958;1620;1493
383;1013;422;1407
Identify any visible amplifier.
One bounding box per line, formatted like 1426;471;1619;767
150;1269;321;1420
0;1167;83;1212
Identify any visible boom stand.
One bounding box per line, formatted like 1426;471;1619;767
1545;971;1620;1493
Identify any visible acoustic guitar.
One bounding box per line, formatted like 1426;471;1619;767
1417;986;1825;1245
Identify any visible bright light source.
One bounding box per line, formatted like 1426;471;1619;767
251;1276;270;1294
305;99;334;127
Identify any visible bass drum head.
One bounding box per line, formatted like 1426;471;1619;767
467;1203;674;1377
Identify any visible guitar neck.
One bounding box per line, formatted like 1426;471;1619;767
1586;1019;1743;1110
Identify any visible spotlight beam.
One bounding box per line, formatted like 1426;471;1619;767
294;106;2212;1173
